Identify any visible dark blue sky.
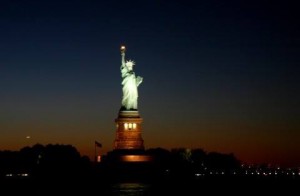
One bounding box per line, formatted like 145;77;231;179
0;0;299;167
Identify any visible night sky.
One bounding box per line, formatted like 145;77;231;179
0;0;299;167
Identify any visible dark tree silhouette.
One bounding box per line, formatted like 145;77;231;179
206;152;240;171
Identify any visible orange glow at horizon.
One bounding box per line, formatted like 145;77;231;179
0;114;299;168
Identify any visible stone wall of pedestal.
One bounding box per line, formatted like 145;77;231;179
114;111;145;150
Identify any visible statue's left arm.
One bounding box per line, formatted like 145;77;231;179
136;76;143;87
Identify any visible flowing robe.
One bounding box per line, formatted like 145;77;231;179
121;65;142;110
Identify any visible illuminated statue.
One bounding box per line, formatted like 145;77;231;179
120;46;143;110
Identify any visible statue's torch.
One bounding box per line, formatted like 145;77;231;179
120;45;126;54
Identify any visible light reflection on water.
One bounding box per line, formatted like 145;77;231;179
111;183;150;196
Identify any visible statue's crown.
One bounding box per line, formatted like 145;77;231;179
126;60;135;67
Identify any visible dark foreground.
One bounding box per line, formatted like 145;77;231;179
1;173;299;195
2;145;298;195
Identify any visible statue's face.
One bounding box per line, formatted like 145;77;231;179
126;62;134;70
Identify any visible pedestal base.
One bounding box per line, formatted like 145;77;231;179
107;149;153;163
101;149;155;182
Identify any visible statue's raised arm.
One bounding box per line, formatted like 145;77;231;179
120;46;126;69
119;46;143;111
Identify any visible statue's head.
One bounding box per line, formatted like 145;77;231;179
125;60;135;71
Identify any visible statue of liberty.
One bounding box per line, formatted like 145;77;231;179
120;46;143;111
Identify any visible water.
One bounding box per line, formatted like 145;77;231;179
106;176;300;195
110;183;150;196
1;175;299;195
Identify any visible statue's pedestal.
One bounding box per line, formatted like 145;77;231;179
114;110;144;150
111;110;152;162
97;109;155;181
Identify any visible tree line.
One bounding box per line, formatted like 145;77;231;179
0;144;240;179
